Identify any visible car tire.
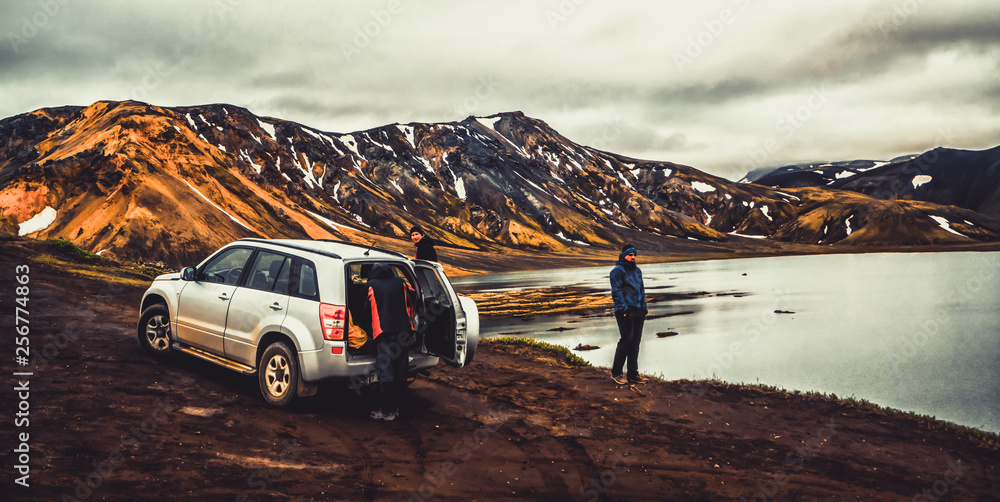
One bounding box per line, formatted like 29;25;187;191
258;341;299;407
138;304;173;357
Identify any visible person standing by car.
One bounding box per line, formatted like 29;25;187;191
366;263;416;421
410;225;438;262
610;244;647;385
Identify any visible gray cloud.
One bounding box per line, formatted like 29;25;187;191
786;7;1000;81
1;0;998;179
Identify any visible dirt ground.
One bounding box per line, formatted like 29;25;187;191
2;237;999;501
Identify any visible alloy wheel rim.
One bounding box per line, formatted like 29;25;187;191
265;355;290;397
145;315;170;351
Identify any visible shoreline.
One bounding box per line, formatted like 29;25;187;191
439;239;1000;277
486;337;1000;444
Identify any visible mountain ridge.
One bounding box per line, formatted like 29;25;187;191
744;146;1000;219
1;100;998;266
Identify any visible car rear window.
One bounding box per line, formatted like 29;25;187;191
288;258;319;300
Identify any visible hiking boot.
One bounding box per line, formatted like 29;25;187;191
382;410;399;422
628;376;645;385
611;373;628;385
369;410;386;421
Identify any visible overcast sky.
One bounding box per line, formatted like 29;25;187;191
2;0;998;180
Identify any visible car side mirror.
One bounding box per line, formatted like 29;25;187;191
181;267;196;281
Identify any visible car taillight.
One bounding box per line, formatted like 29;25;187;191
320;303;346;341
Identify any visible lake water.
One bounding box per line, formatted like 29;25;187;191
453;252;1000;433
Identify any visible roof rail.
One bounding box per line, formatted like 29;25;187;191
315;239;409;259
236;238;343;260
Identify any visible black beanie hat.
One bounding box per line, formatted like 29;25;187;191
410;226;424;235
619;244;638;262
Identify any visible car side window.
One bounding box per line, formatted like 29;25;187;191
415;267;449;303
273;257;291;295
246;251;289;293
288;258;319;300
198;247;253;285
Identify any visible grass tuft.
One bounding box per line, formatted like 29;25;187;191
487;337;593;368
47;238;97;260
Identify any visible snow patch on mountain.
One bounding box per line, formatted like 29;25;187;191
912;175;932;189
475;117;503;132
18;206;57;236
182;180;257;233
513;170;552;199
555;232;589;246
859;161;888;172
760;206;771;221
397;125;415;148
300;127;327;144
929;215;968;238
258;119;275;139
332;181;342;205
455;177;466;200
290;146;317;189
490;129;528;157
340;134;361;157
691;181;715;193
389;178;404;195
239;150;262;174
308;210;353;232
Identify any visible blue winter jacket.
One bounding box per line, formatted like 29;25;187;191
610;250;646;314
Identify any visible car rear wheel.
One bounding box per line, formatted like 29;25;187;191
258;341;299;407
138;304;172;357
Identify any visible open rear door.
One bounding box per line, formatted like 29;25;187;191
412;262;467;367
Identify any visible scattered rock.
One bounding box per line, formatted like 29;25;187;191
179;406;224;417
547;326;576;332
774;310;795;314
656;331;679;338
573;343;599;351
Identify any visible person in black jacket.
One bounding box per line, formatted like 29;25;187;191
366;263;416;421
410;225;438;262
610;244;647;385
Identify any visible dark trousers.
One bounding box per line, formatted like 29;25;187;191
612;310;645;380
375;331;413;413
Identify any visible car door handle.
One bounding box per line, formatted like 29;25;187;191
218;293;229;301
269;303;283;311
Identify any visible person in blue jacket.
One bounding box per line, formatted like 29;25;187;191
610;244;647;385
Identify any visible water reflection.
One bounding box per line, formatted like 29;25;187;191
456;252;1000;433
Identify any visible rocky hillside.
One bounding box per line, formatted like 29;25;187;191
744;146;1000;219
1;101;997;266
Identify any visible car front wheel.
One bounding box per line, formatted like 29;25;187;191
138;304;172;357
258;341;299;407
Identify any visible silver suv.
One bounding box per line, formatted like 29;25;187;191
137;238;479;407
